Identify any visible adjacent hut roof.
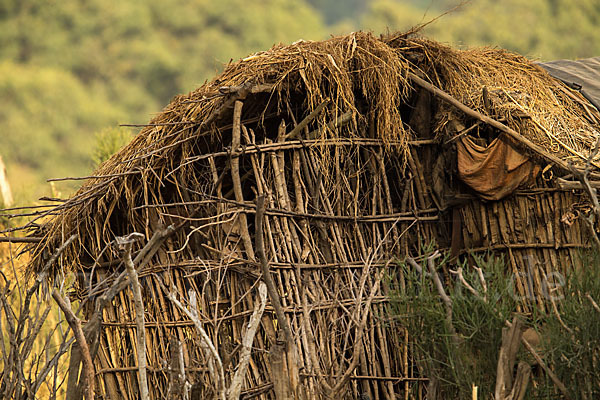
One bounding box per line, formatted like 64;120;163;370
25;31;600;277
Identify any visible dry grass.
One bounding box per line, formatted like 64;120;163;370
389;36;600;163
21;31;600;279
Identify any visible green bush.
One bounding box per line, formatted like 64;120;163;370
91;127;133;167
390;245;518;398
539;249;600;398
390;243;600;399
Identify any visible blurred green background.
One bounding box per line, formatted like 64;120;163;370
1;0;598;203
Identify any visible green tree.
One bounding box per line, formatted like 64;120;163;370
361;0;429;34
0;0;325;106
0;61;125;198
0;0;327;201
91;127;133;167
306;0;370;25
360;0;600;60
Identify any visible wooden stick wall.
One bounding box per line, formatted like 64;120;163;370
84;104;590;399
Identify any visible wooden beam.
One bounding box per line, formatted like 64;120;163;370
408;72;572;172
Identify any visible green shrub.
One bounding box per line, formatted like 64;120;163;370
538;249;600;399
390;243;600;399
390;244;521;398
91;127;133;167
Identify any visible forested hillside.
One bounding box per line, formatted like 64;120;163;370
1;0;598;201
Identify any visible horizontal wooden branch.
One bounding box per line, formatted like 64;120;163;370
299;373;429;382
97;296;389;328
95;366;209;374
119;121;198;128
47;171;140;182
459;242;589;254
37;136;437;185
139;195;440;223
173;137;435;172
556;177;600;190
0;236;42;243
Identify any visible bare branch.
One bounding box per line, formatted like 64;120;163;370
474;266;487;299
405;256;429;276
586;293;600;313
426;252;455;337
165;288;226;400
95;225;175;313
118;233;149;400
227;282;267;400
450;267;481;299
494;317;523;399
255;195;293;346
409;72;571;172
51;289;94;400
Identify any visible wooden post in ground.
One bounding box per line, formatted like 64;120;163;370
0;155;13;207
495;317;532;400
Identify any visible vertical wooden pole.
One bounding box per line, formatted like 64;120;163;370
0;155;13;206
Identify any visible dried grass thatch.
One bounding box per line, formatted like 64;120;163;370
25;31;600;276
14;31;600;399
397;36;600;165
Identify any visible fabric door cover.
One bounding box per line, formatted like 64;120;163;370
457;135;540;200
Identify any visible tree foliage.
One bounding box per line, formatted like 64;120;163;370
360;0;600;60
0;61;125;198
91;127;134;167
0;0;324;200
1;0;600;201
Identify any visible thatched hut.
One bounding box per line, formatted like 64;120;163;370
23;31;600;399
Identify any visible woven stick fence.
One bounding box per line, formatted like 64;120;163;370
85;118;439;399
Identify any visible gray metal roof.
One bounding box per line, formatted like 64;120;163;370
539;57;600;111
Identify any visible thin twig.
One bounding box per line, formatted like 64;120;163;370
541;269;574;335
96;225;175;312
117;233;149;400
227;282;267;400
0;236;43;243
165;288;226;400
426;252;452;320
51;290;94;400
255;194;294;346
586;293;600;312
284;99;330;140
449;267;481;299
474;266;487;299
405;257;429;276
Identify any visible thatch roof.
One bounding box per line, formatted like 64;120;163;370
15;30;600;399
24;31;600;277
